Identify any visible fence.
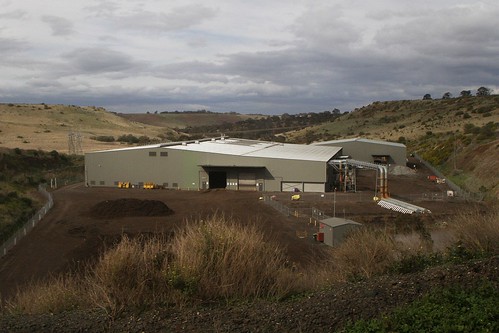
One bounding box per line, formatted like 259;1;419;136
412;153;483;201
1;184;53;258
262;195;290;216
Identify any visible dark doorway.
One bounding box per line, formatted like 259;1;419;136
209;171;227;189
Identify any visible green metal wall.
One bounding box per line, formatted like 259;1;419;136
85;146;330;191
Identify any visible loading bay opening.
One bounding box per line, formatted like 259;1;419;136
209;171;227;189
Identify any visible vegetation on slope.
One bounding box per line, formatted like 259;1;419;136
0;148;83;243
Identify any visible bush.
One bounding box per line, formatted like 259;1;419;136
87;235;174;315
117;134;139;144
449;208;499;256
90;136;115;142
328;228;398;280
170;214;298;300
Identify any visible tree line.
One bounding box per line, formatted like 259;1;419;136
423;86;492;100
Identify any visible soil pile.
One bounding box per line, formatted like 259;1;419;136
88;198;174;219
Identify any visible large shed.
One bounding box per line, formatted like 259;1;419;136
85;137;342;192
314;138;406;165
319;217;362;247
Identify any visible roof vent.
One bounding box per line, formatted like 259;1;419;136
182;142;187;146
195;140;200;144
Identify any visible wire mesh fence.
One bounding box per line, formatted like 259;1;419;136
262;195;290;216
412;153;483;201
1;185;53;258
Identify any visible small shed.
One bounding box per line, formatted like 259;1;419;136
319;217;362;247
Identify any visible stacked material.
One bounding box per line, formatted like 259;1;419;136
377;198;431;214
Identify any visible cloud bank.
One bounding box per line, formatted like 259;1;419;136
0;0;498;114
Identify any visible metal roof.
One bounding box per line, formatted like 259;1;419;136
88;137;342;162
315;137;406;148
321;217;362;228
168;138;342;162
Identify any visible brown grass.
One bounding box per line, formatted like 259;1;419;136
450;206;499;254
170;214;300;300
5;208;498;315
87;235;175;315
326;227;399;280
4;274;88;314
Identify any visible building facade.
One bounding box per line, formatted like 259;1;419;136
314;138;406;165
85;138;343;192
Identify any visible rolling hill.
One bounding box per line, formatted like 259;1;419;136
1;97;497;197
0;103;167;152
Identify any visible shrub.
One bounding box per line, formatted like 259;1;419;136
90;136;115;142
449;208;499;256
117;134;139;144
170;214;298;300
87;235;174;315
328;228;398;280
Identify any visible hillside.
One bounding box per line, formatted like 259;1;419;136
283;96;499;198
0;103;167;153
119;111;262;129
285;95;499;143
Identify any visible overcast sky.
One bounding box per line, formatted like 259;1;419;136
1;0;498;114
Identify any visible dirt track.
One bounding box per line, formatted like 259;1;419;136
0;165;475;301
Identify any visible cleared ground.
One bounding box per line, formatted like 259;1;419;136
0;164;477;301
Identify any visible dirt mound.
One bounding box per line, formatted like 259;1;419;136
88;198;174;219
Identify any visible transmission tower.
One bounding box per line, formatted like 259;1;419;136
68;131;83;155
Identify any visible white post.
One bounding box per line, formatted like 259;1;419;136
333;188;336;217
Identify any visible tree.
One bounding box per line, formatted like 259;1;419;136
423;94;432;100
476;86;492;96
442;92;452;99
460;90;472;97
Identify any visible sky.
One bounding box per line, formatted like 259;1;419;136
1;0;498;114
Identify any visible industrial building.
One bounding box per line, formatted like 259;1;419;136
85;137;343;192
314;138;406;165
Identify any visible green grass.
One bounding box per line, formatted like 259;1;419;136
343;282;498;333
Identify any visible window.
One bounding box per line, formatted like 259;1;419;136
114;181;119;186
149;151;157;157
90;180;96;185
160;151;168;157
172;183;178;188
163;183;168;188
99;181;105;185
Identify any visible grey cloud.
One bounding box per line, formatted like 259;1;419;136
153;61;228;83
42;15;75;36
63;48;141;74
112;5;217;32
0;9;27;19
0;37;28;54
292;5;363;49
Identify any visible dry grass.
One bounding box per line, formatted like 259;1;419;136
450;207;499;255
4;274;87;314
326;228;399;281
86;235;174;315
171;214;300;300
4;208;498;316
